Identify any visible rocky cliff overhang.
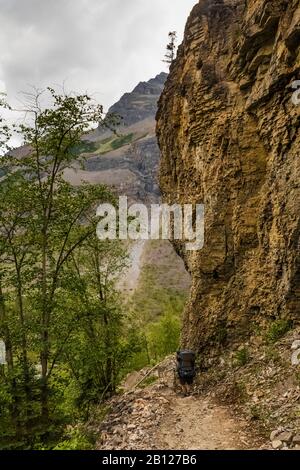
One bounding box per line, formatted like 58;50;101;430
156;0;300;356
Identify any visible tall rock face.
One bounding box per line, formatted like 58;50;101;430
157;0;300;358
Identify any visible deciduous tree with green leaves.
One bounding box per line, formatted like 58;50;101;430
0;88;127;448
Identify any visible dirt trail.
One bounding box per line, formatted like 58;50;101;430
157;392;254;450
96;369;265;450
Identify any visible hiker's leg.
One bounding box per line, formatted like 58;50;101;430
179;378;186;395
186;378;193;395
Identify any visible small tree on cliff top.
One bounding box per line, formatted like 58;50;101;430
163;31;177;67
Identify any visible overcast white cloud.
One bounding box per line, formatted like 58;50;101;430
0;0;196;110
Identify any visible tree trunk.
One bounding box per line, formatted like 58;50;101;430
103;310;115;395
40;222;50;422
14;261;31;428
0;279;14;371
0;278;21;437
40;310;50;422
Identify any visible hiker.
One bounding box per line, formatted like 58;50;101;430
176;350;196;396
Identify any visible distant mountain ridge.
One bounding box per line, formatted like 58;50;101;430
108;72;168;127
64;72;168;203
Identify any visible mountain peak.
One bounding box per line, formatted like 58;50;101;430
108;72;168;127
132;72;168;95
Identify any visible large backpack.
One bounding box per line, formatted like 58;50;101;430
176;350;196;379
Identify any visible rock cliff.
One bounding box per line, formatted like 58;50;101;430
157;0;300;358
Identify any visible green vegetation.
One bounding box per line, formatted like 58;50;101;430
129;260;187;321
138;375;158;389
72;133;135;157
234;347;250;367
95;133;143;155
71;141;99;155
266;319;293;343
73;132;146;157
265;345;281;363
249;404;263;421
52;427;94;450
71;134;136;156
69;134;136;157
124;259;187;373
163;31;177;66
0;91;188;450
0;93;10;155
110;133;134;150
0;90;147;449
124;304;182;374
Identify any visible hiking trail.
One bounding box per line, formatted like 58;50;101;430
95;358;266;450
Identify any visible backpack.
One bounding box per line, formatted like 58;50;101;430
176;350;196;379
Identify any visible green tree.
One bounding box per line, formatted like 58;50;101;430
163;31;177;67
0;88;121;447
0;93;11;154
60;238;128;410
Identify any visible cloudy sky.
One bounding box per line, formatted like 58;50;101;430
0;0;196;111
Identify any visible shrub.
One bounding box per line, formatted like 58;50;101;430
266;319;293;343
234;347;250;366
53;428;93;450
